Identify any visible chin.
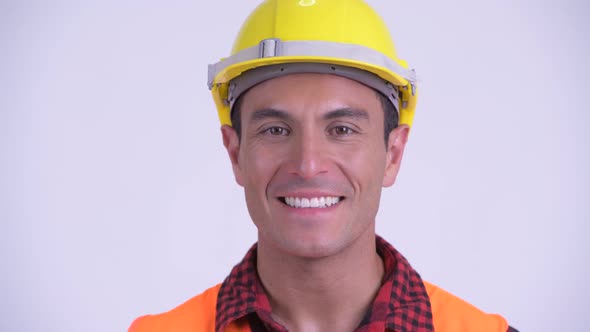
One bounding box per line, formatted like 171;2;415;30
267;229;352;259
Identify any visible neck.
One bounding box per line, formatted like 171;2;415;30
257;231;384;332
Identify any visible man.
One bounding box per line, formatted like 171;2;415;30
130;0;518;331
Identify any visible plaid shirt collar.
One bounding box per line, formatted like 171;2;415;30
215;236;434;332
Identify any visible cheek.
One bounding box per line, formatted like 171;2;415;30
240;146;287;230
337;143;387;185
348;150;386;214
240;145;282;196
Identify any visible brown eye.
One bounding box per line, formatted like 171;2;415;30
266;127;290;136
330;126;354;136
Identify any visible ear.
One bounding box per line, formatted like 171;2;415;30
221;125;244;187
382;124;410;187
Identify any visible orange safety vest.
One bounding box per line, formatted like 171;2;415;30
129;281;509;332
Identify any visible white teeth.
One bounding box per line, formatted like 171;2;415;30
283;196;341;208
301;198;310;208
310;197;319;208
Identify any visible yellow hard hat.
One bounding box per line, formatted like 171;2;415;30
207;0;417;127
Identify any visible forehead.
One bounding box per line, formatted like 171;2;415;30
239;73;382;119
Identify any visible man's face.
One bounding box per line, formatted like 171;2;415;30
222;73;409;258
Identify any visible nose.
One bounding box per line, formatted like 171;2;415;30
287;131;329;179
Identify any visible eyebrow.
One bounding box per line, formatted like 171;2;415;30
323;108;369;121
249;107;370;122
250;108;291;122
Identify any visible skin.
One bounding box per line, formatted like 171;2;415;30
221;73;410;332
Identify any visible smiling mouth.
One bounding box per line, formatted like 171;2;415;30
278;196;344;208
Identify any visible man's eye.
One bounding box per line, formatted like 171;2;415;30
329;126;354;136
265;127;290;136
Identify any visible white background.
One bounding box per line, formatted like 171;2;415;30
1;0;589;331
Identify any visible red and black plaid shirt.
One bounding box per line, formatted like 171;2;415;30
214;236;434;332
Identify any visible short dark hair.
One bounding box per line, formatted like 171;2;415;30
230;89;398;146
377;90;399;145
